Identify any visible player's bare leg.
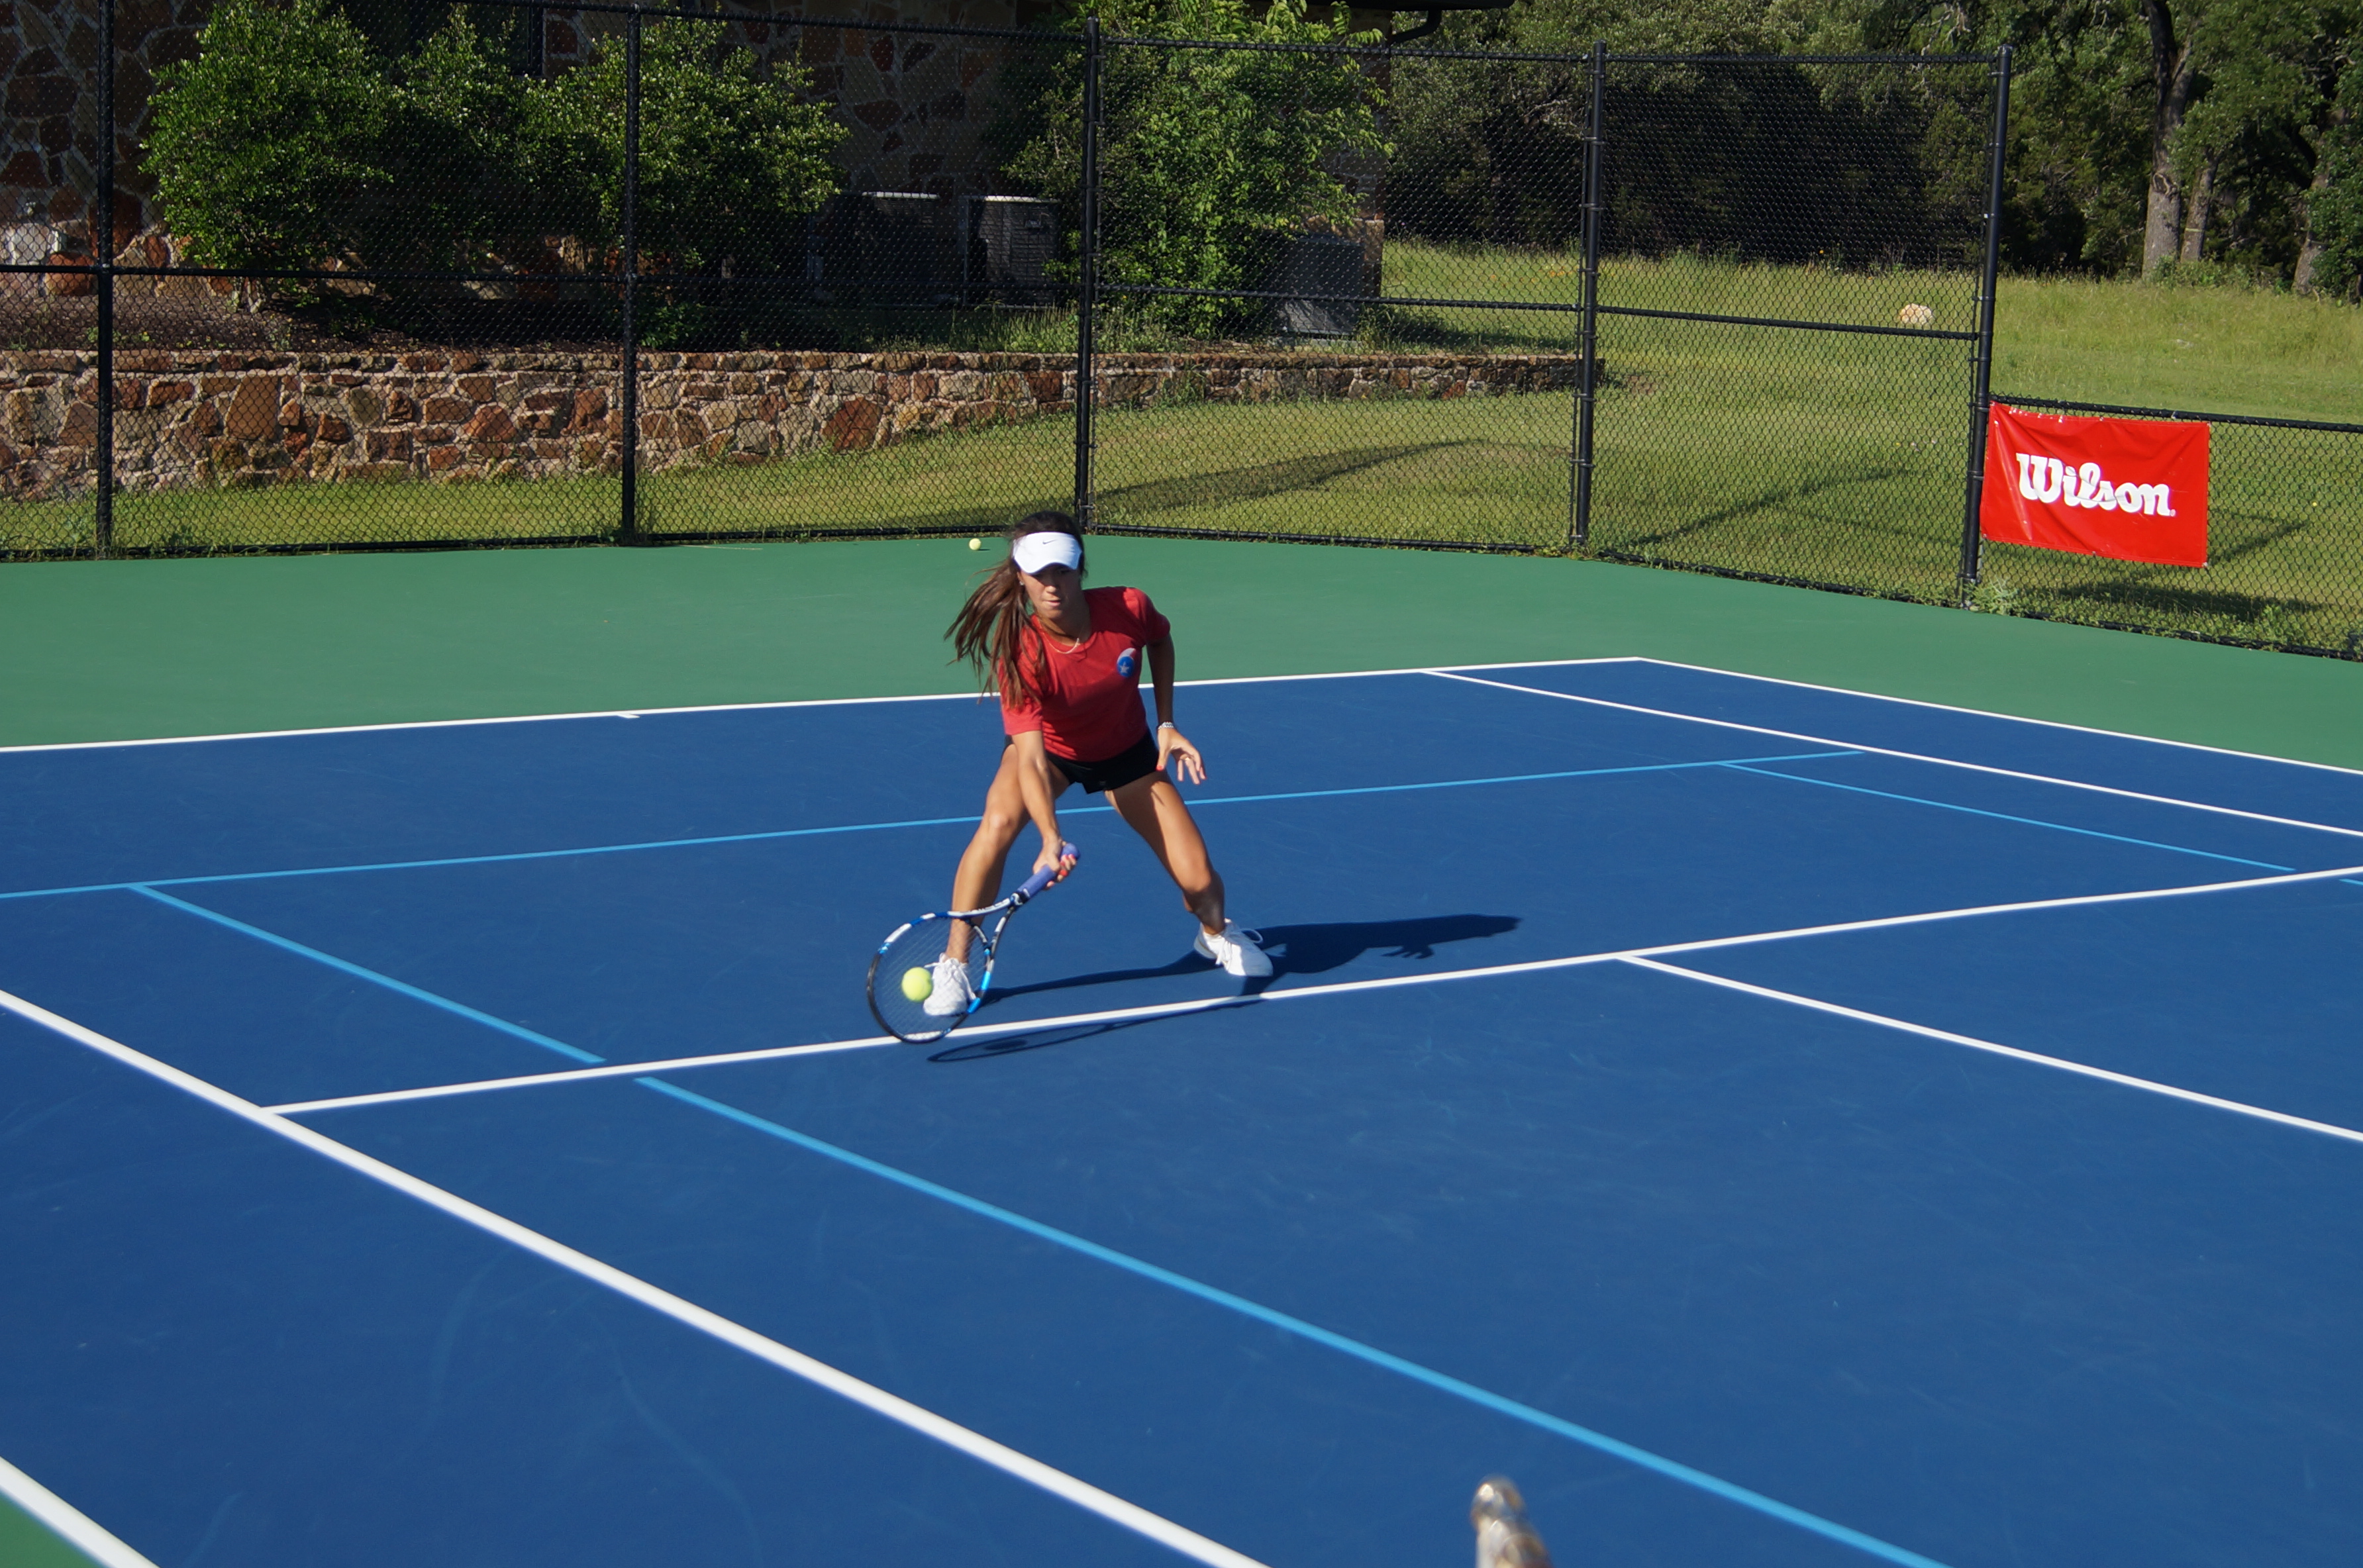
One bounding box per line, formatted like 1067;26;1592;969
1109;772;1225;935
946;746;1069;961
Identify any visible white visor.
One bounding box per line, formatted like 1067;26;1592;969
1011;532;1083;575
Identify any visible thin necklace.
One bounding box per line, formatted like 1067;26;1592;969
1036;612;1090;654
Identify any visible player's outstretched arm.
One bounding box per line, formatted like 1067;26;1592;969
1008;728;1072;876
1147;638;1206;785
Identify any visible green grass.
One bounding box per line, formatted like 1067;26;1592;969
4;248;2356;654
1990;274;2363;424
1376;241;2363;423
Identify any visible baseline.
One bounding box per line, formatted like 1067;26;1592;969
0;659;1648;755
1426;671;2363;846
1630;658;2363;782
0;987;1271;1568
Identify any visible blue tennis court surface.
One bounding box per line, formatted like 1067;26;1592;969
5;657;2362;1568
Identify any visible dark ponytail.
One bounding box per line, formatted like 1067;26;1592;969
947;512;1087;707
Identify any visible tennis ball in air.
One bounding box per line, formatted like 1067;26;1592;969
968;537;983;550
901;966;934;1002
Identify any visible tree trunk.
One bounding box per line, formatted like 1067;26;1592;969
2142;0;2201;276
2179;156;2216;263
2296;96;2350;293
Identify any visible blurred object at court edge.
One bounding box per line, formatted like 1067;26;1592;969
1472;1475;1553;1568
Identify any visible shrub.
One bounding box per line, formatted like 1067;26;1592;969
144;3;842;289
361;15;544;278
532;19;846;275
142;0;392;273
993;0;1385;340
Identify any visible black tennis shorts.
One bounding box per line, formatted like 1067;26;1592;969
1006;729;1161;795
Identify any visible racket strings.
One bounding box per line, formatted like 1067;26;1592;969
868;914;993;1043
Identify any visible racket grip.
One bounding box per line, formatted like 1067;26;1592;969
1015;843;1078;901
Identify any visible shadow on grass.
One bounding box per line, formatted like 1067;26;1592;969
2011;516;2333;625
1605;464;1919;551
2047;581;2329;622
656;443;1470;540
1101;443;1472;516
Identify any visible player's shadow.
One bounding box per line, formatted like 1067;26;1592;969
930;1006;1248;1063
932;914;1521;1064
974;912;1523;1005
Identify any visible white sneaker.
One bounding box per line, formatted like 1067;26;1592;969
923;956;978;1017
1194;920;1272;978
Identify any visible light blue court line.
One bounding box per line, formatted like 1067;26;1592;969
130;885;604;1065
126;869;1944;1564
1721;764;2296;873
0;750;1860;903
636;1077;1952;1568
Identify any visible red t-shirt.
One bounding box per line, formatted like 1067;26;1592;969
1001;585;1172;761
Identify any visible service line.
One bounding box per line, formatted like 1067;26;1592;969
0;749;1857;903
262;857;2363;1118
1621;957;2363;1148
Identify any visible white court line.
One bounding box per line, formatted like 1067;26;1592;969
0;658;1644;754
264;858;2363;1118
1629;656;2363;782
0;987;1271;1568
1427;669;2363;844
0;1453;162;1568
1621;956;2363;1148
269;1033;905;1113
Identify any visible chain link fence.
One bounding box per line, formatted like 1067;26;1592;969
1;1;2356;661
0;0;1083;558
1977;395;2363;656
1582;54;2002;606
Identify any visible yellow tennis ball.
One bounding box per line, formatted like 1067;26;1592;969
900;966;934;1002
968;537;983;550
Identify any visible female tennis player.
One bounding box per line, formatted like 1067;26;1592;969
924;513;1268;1014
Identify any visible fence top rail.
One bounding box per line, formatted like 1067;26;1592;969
74;0;2003;64
1098;32;1996;66
1604;51;1999;65
322;0;1079;47
1994;393;2363;437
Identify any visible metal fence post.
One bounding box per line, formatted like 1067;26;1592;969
1956;43;2011;594
95;0;114;558
1073;16;1100;530
1569;38;1603;551
619;6;642;543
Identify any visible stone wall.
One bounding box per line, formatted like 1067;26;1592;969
0;348;1588;498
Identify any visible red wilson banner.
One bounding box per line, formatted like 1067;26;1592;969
1981;403;2209;567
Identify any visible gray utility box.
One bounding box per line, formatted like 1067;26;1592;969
1272;232;1364;338
812;192;954;304
964;196;1059;307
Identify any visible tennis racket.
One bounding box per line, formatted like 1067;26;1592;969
866;844;1077;1044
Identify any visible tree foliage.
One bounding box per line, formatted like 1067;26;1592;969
994;0;1387;338
534;20;845;275
144;0;842;287
1383;0;2363;292
142;0;392;273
